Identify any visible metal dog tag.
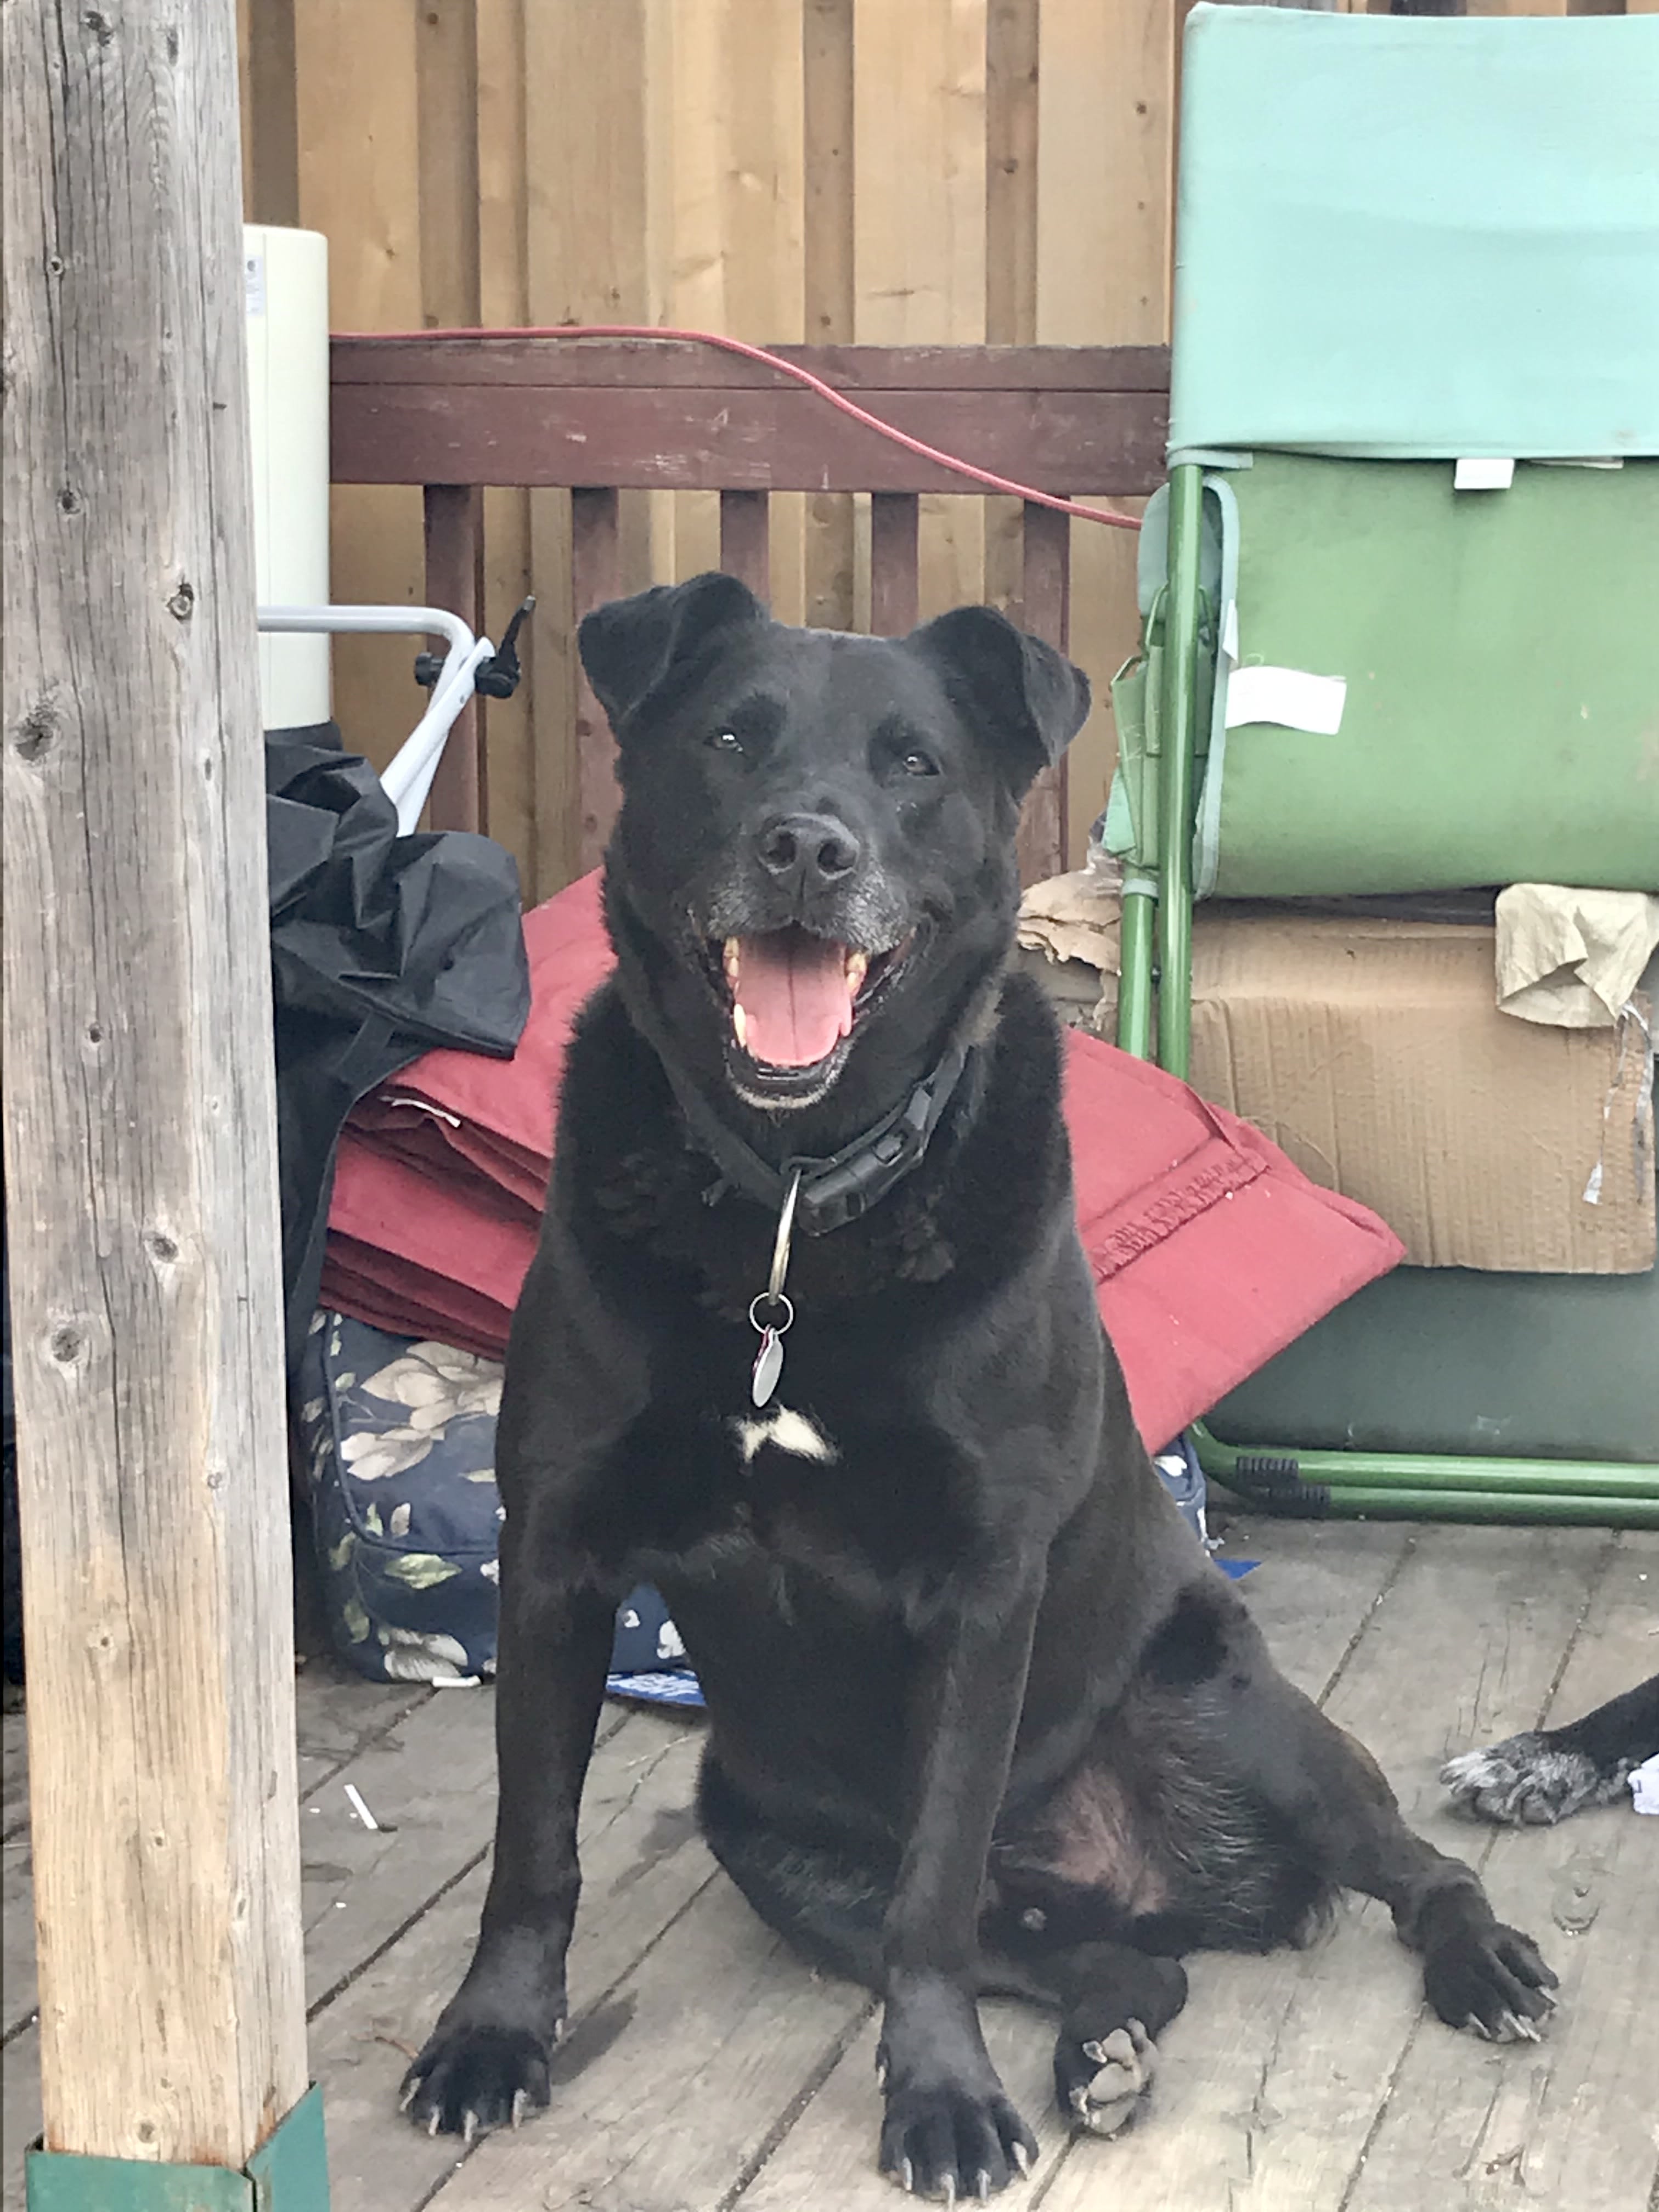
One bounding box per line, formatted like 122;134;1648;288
748;1169;802;1409
751;1322;786;1408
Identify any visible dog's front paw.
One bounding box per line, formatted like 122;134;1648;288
1053;2015;1156;2138
399;2017;561;2141
878;2080;1039;2200
1424;1920;1558;2044
1441;1737;1617;1826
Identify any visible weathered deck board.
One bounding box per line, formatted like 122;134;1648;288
1032;1523;1613;2212
1342;1533;1659;2212
313;1707;714;2212
4;1519;1651;2212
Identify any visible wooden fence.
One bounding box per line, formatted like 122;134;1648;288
236;0;1651;899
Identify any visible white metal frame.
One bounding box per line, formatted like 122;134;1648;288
257;604;495;833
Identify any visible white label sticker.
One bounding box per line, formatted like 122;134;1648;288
1224;665;1347;737
1453;456;1515;492
245;250;266;317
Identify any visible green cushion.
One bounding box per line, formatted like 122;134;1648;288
1207;1265;1659;1466
1172;7;1659;460
1201;454;1659;898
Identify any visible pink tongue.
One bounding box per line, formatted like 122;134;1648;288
736;933;853;1067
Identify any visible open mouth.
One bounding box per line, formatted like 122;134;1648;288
709;924;912;1085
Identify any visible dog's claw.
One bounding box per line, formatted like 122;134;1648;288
1466;2015;1493;2041
398;2078;419;2114
975;2171;991;2202
901;2156;915;2194
1503;2011;1542;2044
461;2108;479;2147
941;2179;956;2208
426;2108;442;2137
1013;2142;1032;2179
511;2087;529;2129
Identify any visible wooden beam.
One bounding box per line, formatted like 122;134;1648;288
2;0;307;2172
1015;501;1073;885
330;382;1169;496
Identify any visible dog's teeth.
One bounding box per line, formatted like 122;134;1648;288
845;950;868;992
732;1002;749;1047
723;936;741;981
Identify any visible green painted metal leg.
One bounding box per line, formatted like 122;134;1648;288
27;2086;329;2212
1116;886;1156;1058
1193;1423;1659;1528
1154;463;1204;1086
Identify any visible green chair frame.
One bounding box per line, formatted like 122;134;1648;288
1116;464;1658;1531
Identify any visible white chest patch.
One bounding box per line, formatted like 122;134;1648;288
731;1405;838;1468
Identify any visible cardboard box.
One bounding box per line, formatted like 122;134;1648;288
1189;917;1655;1273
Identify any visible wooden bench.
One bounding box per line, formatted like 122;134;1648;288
329;337;1171;883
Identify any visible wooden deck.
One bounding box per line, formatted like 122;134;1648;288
4;1515;1656;2212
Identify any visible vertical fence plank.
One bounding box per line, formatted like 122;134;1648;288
1015;502;1072;883
803;0;858;629
854;0;989;621
296;0;426;776
984;0;1041;624
1037;0;1177;866
524;0;651;889
477;0;536;895
720;493;773;598
572;488;623;874
424;485;485;833
870;494;922;636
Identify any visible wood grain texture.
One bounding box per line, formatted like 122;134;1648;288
1343;1533;1659;2212
296;0;427;776
804;0;859;630
475;0;536;897
1036;0;1178;865
424;485;486;832
1015;500;1071;883
1037;1525;1613;2212
572;488;624;873
854;0;989;621
1;0;307;2162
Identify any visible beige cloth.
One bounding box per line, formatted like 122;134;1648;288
1016;870;1122;974
1495;883;1659;1029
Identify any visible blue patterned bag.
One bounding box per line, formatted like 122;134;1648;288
295;1310;701;1699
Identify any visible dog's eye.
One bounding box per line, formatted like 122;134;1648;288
900;750;939;778
707;730;743;754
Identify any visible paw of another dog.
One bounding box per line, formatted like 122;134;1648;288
1054;2016;1156;2138
1423;1920;1558;2044
399;2018;558;2140
1441;1736;1625;1826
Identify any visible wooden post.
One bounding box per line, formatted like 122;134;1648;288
2;0;311;2191
423;484;486;834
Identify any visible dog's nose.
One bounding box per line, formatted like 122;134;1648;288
753;811;862;891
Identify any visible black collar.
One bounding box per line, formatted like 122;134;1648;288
658;1036;975;1237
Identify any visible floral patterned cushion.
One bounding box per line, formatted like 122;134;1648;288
295;1310;700;1699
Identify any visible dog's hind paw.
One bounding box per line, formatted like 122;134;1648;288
1054;2016;1156;2138
399;2019;557;2140
1441;1736;1624;1827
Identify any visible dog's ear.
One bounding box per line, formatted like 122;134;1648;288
578;572;766;735
912;605;1091;796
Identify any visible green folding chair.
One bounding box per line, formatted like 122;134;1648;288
1109;5;1659;1529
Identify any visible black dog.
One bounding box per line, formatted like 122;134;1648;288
403;575;1556;2196
1443;1673;1659;1826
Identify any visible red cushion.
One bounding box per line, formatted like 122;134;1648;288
326;872;1402;1451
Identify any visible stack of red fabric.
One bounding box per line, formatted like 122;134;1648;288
323;872;1403;1453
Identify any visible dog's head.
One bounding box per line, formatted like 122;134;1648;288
582;573;1090;1120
